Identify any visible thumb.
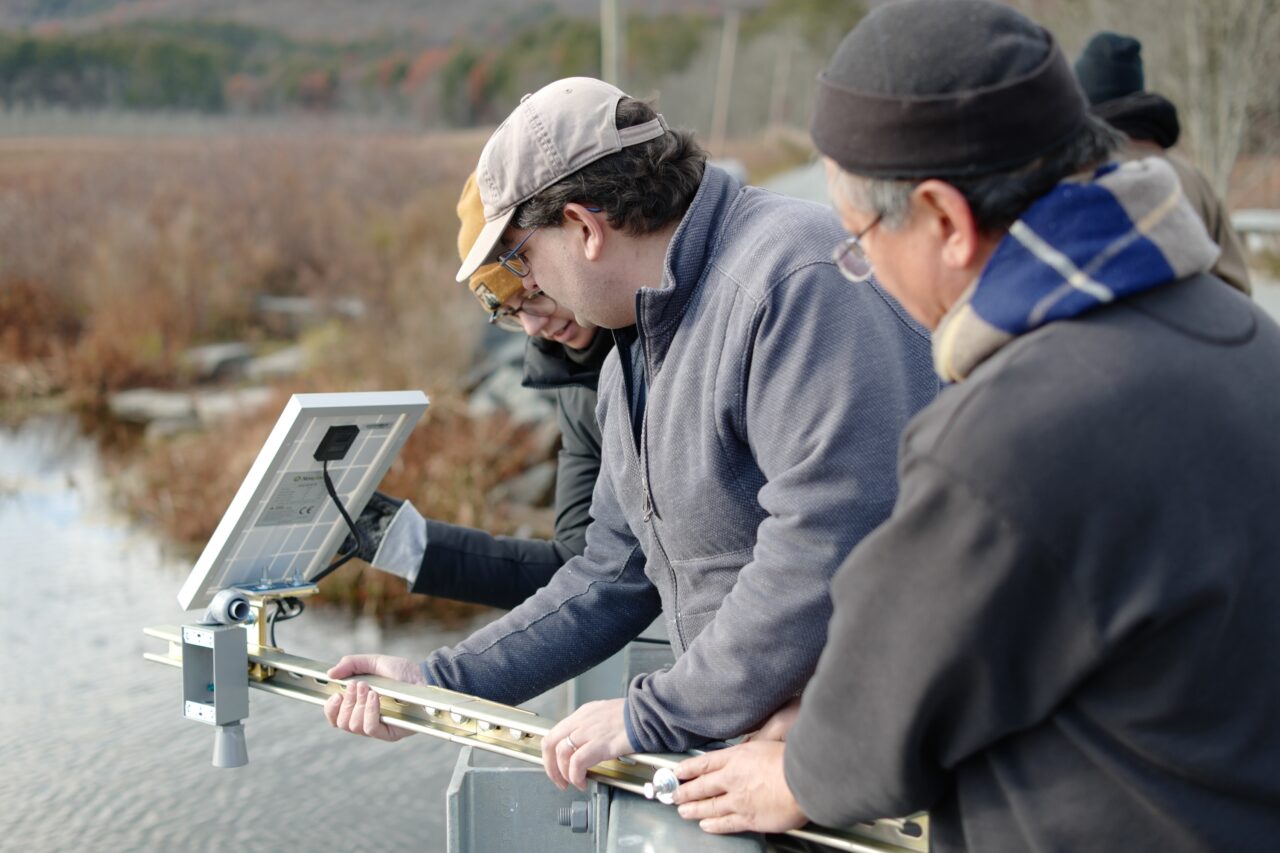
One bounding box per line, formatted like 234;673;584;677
328;654;381;679
675;749;729;781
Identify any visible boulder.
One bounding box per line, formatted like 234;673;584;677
468;364;556;426
245;345;306;381
182;342;252;381
487;460;557;507
193;387;277;423
108;389;196;424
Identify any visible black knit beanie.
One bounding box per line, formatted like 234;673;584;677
1074;32;1144;106
811;0;1088;179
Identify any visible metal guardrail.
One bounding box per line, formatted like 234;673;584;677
144;624;927;853
1232;209;1280;236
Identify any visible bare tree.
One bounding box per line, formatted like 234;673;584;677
1173;0;1280;194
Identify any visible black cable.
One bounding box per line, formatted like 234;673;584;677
269;596;306;647
309;458;366;585
268;599;280;647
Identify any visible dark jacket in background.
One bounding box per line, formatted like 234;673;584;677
784;275;1280;851
409;332;612;609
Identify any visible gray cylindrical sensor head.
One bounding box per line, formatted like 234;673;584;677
212;721;249;768
204;588;251;625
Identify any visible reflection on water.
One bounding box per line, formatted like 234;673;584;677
0;415;510;852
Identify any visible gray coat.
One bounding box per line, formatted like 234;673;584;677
785;274;1280;851
422;166;937;752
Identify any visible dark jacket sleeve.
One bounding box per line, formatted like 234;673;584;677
411;383;602;610
783;453;1103;826
410;520;575;610
421;451;661;706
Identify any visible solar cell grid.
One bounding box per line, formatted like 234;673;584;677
177;391;428;611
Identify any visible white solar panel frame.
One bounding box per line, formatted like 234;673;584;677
177;391;429;611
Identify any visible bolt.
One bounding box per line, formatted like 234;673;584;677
643;768;679;805
556;801;590;833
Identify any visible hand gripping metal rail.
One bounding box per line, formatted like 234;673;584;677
143;624;927;853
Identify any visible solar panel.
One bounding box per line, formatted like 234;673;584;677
177;391;429;611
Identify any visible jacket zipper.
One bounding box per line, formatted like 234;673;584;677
634;299;682;647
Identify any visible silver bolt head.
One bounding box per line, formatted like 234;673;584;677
652;768;679;805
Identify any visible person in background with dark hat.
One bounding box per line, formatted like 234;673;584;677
349;172;613;610
1076;30;1251;293
673;1;1280;850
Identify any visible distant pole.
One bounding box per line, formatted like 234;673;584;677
602;0;624;87
710;6;740;152
768;37;793;128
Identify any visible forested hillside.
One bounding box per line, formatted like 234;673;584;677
0;0;863;130
1;0;732;39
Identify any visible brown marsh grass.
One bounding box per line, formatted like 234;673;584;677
0;132;487;402
0;128;815;620
0;130;538;619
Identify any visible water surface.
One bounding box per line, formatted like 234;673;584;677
0;415;534;852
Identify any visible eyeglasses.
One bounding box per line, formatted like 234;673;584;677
496;206;602;280
832;213;883;283
489;288;560;332
497;227;538;279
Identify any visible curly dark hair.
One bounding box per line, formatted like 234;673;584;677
514;98;707;236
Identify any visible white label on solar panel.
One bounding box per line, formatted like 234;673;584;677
258;473;327;527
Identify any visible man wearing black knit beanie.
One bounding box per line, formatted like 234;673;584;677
672;2;1280;851
1076;31;1251;293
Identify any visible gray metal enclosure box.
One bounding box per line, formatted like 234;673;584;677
447;747;604;853
446;635;783;853
447;747;779;853
180;623;249;726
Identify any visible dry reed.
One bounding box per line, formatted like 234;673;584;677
0;128;826;621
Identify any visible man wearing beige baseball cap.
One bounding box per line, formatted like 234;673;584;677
324;77;937;791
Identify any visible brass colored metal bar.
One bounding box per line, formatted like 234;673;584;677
144;625;926;853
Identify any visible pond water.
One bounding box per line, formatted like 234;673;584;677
0;415;553;852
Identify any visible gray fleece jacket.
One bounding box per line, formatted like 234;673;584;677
421;165;937;752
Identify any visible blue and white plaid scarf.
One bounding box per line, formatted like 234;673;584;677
933;157;1220;382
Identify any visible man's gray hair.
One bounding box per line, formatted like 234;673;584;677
833;114;1125;234
515;98;707;236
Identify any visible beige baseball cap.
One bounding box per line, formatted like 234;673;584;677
455;76;669;283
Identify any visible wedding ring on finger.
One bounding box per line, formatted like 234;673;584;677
565;735;578;751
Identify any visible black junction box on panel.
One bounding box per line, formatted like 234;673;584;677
313;424;360;462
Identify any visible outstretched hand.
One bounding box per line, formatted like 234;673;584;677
323;654;426;742
673;741;808;835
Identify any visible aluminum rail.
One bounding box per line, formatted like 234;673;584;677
144;624;927;853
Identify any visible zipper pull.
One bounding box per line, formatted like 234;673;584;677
642;490;653;523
